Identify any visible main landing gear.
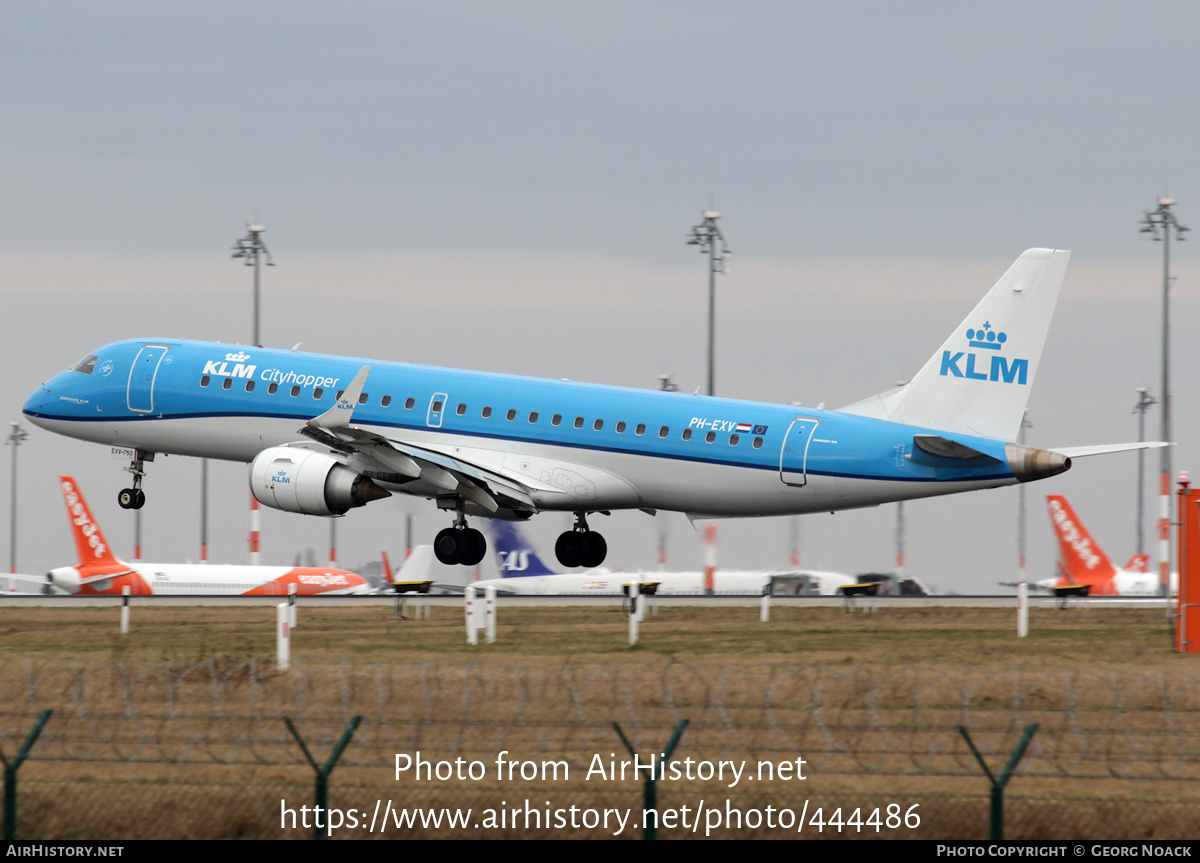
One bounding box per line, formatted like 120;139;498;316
117;450;153;510
433;509;487;567
555;513;607;569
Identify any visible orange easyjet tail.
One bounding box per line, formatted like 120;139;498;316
60;476;120;567
1045;495;1119;595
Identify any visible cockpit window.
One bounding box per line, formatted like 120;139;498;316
73;355;98;375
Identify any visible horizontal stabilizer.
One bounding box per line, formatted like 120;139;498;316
1050;442;1169;459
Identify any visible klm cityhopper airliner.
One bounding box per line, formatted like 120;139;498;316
23;249;1159;568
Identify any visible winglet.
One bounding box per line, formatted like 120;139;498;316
308;366;370;429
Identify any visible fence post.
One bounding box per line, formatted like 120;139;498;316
1;710;53;840
120;585;131;634
612;719;689;840
284;715;363;840
958;723;1038;840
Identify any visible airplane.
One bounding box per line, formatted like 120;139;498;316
24;249;1163;570
466;519;858;596
1038;494;1171;597
47;476;372;596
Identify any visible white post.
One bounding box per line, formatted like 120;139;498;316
629;582;639;646
276;602;290;670
288;582;298;628
120;585;131;635
1017;581;1028;638
465;586;478;645
485;585;496;644
760;591;770;623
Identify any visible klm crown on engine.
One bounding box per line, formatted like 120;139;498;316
939;323;1029;385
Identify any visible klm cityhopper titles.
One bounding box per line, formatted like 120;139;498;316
24;250;1159;569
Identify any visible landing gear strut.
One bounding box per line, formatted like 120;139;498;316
117;450;153;510
433;507;487;566
555;513;607;568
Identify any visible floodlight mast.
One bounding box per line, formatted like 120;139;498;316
1132;387;1156;557
686;210;730;397
231;223;275;347
6;422;28;574
231;223;276;565
1139;197;1188;596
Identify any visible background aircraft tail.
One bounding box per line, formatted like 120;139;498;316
841;249;1069;441
487;521;562;578
1123;553;1150;573
1046;495;1119;592
59;476;121;567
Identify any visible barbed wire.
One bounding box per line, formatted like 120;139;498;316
1;658;1197;780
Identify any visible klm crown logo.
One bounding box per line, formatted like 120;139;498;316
225;351;251;363
939;322;1028;385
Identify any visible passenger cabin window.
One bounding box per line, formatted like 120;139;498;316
552;414;562;426
729;433;739;446
291;385;301;397
405;397;415;410
432;400;443;412
336;390;344;400
482;406;492;418
616;421;626;433
381;395;392;407
245;380;255;392
658;426;669;438
359;393;368;404
682;429;692;441
574;417;584;429
529;412;538;423
73;355;98;375
222;378;232;390
593;419;603;431
705;431;716;443
636;423;646;435
200;376;210;387
507;409;516;421
314;387;324;399
753;437;763;449
269;382;279;394
457;403;467;416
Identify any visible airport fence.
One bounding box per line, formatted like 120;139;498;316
1;657;1199;839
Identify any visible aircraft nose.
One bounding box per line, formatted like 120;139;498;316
47;567;82;594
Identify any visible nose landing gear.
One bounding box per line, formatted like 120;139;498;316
117;450;153;510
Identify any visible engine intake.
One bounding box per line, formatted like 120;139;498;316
250;447;391;516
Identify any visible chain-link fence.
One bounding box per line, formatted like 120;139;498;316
2;658;1198;839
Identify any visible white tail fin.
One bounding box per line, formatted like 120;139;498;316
841;249;1069;441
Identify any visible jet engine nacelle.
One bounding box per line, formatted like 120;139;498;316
250;446;391;516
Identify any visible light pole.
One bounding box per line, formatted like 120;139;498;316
686;210;730;397
232;223;275;564
6;422;28;574
1139;198;1188;595
1132;388;1156;557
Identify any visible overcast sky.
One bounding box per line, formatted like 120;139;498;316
3;2;1199;593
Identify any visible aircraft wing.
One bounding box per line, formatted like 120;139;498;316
298;367;538;514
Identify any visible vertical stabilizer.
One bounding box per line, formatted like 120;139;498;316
59;476;120;566
1046;495;1118;593
487;521;562;578
841;249;1069;441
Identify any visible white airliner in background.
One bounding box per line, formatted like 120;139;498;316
48;476;371;596
1039;495;1173;596
466;520;856;596
24;249;1162;569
